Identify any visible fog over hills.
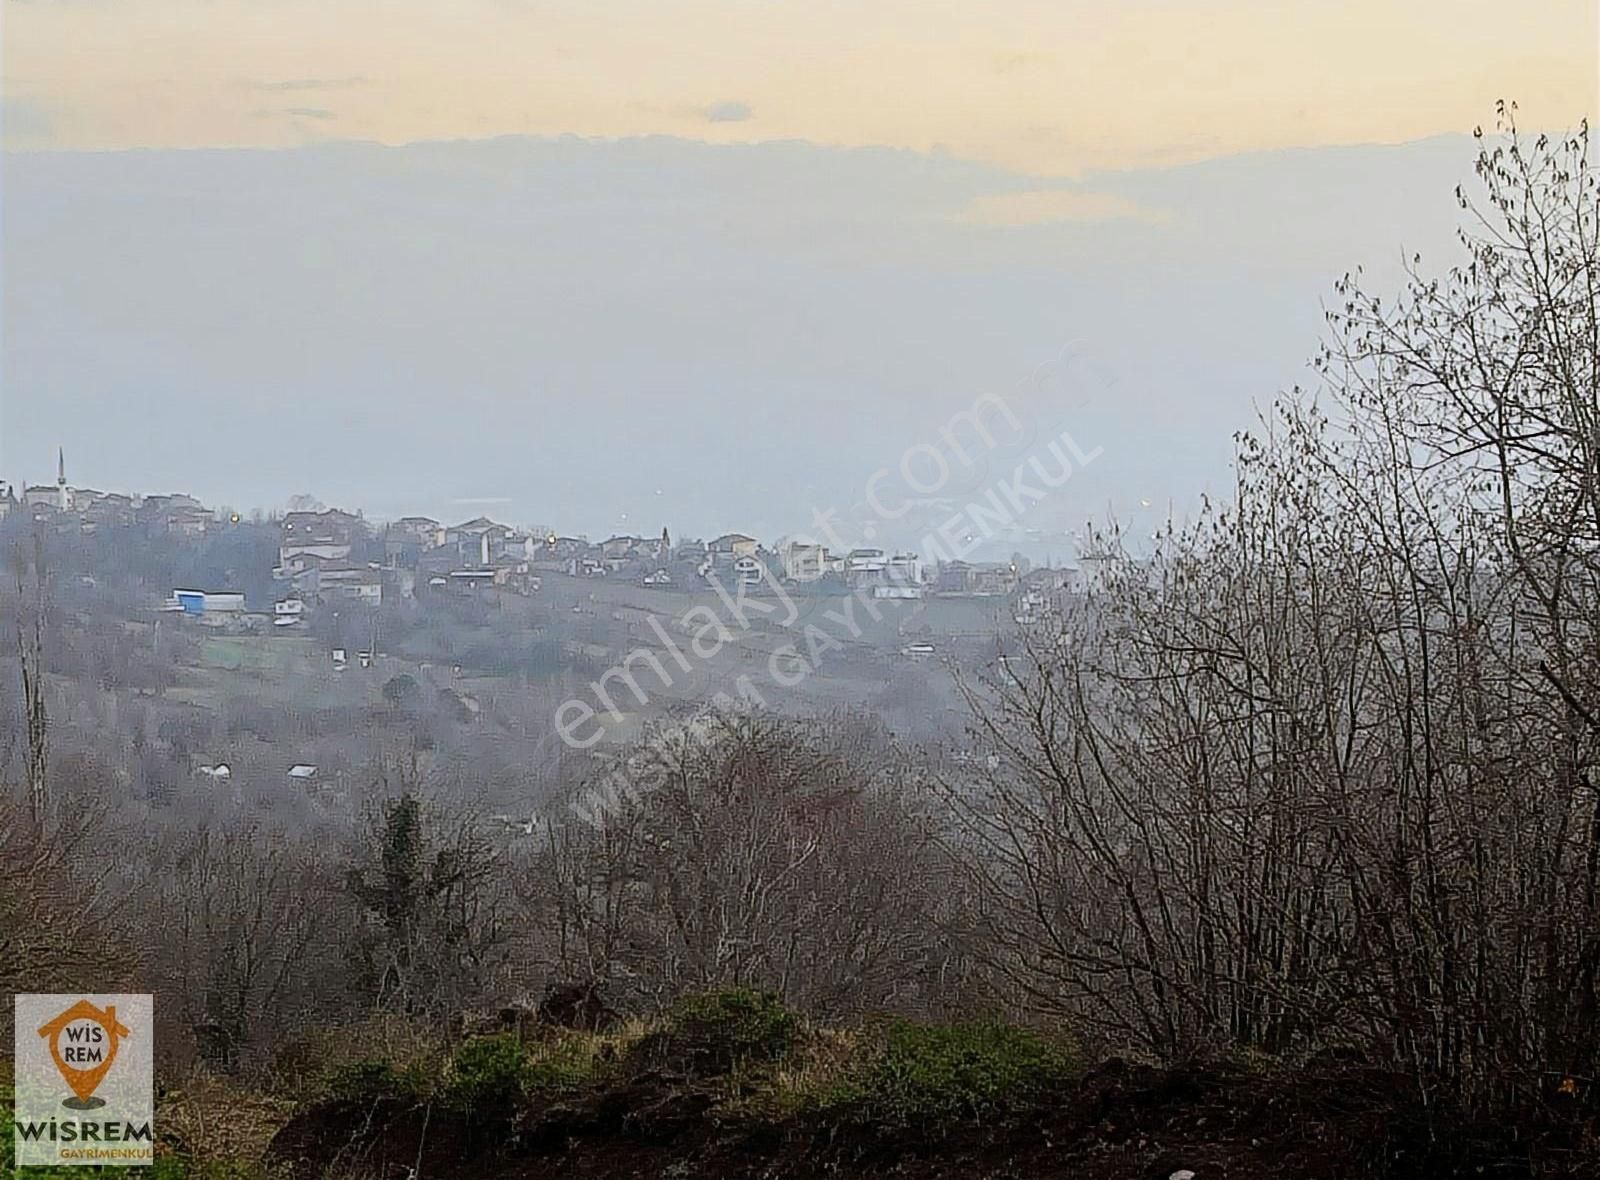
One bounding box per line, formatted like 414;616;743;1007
3;132;1471;556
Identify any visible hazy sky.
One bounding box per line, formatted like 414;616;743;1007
2;2;1596;554
4;0;1594;169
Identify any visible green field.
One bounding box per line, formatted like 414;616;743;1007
198;635;318;673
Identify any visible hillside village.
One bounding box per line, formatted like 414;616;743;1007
3;449;1086;632
0;449;1086;820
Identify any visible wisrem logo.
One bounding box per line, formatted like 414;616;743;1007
12;994;155;1168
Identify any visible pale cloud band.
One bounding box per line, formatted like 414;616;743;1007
2;0;1595;171
958;189;1165;227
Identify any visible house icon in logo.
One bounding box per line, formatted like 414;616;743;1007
37;999;132;1110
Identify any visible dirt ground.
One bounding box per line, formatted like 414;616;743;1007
265;1057;1598;1180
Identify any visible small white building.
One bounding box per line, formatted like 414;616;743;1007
170;589;247;615
887;552;922;585
318;567;383;605
733;555;769;586
779;540;829;582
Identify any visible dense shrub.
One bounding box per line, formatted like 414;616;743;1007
636;989;799;1077
442;1034;530;1118
317;1029;617;1133
837;1020;1075;1124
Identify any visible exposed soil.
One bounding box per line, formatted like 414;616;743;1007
266;1057;1598;1180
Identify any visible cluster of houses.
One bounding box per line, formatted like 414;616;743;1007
12;451;1086;625
505;529;936;596
271;510;1078;617
0;451;221;537
276;514;942;608
274;510;550;613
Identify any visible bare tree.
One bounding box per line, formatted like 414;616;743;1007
144;823;337;1071
525;710;967;1019
15;530;50;825
945;116;1600;1116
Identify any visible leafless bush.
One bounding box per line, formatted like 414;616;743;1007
522;710;971;1020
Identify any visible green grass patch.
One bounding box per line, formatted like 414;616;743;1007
199;637;275;672
830;1019;1076;1125
523;1033;606;1094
